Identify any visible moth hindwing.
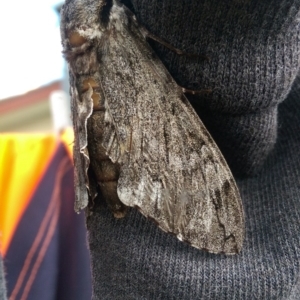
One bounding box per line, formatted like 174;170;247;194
61;0;245;254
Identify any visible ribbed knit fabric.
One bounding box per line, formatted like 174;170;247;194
86;0;300;299
0;256;7;300
124;0;300;176
88;86;300;299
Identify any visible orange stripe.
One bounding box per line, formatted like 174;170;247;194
9;157;71;300
0;134;57;256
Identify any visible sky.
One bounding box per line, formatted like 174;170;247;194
0;0;64;100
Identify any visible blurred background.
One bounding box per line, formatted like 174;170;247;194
0;0;70;132
0;1;92;299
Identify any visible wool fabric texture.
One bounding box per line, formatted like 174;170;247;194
126;0;300;176
86;0;300;299
87;87;300;299
0;256;7;300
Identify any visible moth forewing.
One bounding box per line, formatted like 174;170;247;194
61;0;245;254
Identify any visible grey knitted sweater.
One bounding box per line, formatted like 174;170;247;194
0;256;7;300
86;0;300;299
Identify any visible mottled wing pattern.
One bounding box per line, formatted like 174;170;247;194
98;12;244;254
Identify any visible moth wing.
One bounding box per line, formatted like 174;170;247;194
98;18;244;254
70;80;94;211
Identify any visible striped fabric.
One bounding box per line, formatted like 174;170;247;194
0;129;91;300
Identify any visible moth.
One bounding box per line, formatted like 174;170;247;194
60;0;245;254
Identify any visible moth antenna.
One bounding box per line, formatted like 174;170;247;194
140;26;209;60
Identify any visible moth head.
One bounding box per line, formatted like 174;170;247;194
60;0;108;50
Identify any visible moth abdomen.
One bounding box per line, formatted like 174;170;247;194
87;110;127;218
99;181;127;218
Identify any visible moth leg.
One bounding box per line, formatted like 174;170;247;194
140;27;208;59
83;78;128;218
138;26;212;95
181;87;212;96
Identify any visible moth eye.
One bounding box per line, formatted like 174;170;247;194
69;31;87;47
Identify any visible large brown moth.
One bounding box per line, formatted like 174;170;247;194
60;0;245;254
